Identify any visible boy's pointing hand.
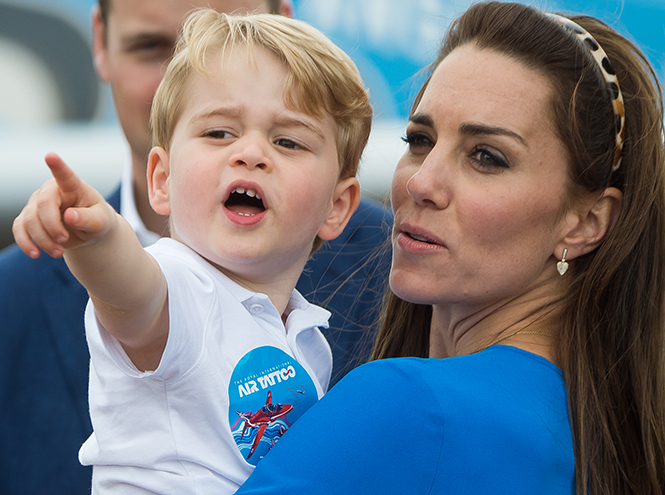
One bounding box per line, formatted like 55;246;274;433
13;152;116;259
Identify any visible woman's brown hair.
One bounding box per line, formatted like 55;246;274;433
372;2;665;493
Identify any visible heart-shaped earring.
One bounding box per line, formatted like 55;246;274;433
557;249;569;276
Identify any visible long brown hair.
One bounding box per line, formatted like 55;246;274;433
372;2;665;493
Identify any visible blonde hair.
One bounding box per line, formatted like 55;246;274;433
151;9;372;180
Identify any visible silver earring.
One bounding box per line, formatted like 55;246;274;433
557;249;569;276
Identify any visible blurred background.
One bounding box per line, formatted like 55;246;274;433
0;0;663;250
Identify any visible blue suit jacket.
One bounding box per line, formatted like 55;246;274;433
0;187;391;494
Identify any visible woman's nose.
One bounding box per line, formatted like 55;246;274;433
405;159;450;209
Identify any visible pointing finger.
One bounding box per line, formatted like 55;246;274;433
44;152;84;196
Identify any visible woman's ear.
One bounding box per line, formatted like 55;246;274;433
318;177;361;241
147;146;172;216
556;186;623;260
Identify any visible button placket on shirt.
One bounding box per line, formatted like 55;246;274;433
249;303;264;315
242;294;288;345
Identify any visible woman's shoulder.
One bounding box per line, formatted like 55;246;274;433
338;346;567;421
350;345;561;385
333;347;573;491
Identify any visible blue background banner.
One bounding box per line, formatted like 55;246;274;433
291;0;665;122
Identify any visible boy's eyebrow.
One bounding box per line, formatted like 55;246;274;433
410;113;526;146
273;115;327;141
189;106;243;124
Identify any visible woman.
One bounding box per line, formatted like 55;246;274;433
237;2;665;493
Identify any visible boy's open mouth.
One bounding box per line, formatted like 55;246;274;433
225;187;266;216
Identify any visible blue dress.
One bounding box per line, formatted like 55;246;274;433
237;345;575;494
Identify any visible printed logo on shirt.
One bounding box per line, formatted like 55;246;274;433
228;346;318;465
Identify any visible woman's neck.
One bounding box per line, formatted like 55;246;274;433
429;278;565;365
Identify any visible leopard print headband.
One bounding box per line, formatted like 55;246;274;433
547;13;625;171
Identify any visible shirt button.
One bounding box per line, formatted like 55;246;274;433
249;304;264;315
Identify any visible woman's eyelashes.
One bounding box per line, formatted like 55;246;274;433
402;132;434;154
402;131;511;170
469;146;510;169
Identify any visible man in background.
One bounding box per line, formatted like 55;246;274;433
0;0;391;493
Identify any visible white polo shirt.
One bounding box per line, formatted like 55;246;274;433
79;238;333;494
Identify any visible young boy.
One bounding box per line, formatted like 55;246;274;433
13;10;371;494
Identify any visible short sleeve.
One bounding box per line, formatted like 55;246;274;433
85;244;217;381
150;249;216;378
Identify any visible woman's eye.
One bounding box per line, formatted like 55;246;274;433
470;147;510;169
402;132;434;153
275;138;303;150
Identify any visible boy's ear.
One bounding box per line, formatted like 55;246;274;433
147;146;172;216
318;177;361;241
91;6;110;83
555;186;623;260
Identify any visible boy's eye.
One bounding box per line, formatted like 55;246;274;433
204;130;234;139
275;138;303;150
470;147;510;169
402;132;434;154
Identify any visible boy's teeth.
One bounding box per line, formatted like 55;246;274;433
233;187;260;199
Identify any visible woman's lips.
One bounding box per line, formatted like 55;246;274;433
396;224;445;253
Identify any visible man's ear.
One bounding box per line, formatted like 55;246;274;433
278;0;294;17
147;146;172;215
555;186;623;260
318;177;361;241
91;6;110;83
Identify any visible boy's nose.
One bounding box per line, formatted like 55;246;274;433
229;135;272;171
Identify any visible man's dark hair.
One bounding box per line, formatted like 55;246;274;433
98;0;279;26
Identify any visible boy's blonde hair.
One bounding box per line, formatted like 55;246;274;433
151;9;372;180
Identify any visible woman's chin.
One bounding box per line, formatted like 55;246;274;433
389;271;438;306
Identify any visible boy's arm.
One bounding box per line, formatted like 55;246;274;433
13;153;168;371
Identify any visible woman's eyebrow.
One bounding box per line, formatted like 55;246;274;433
409;114;527;147
459;122;527;146
409;113;434;127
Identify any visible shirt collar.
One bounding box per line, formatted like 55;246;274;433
120;160;161;248
157;238;331;332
